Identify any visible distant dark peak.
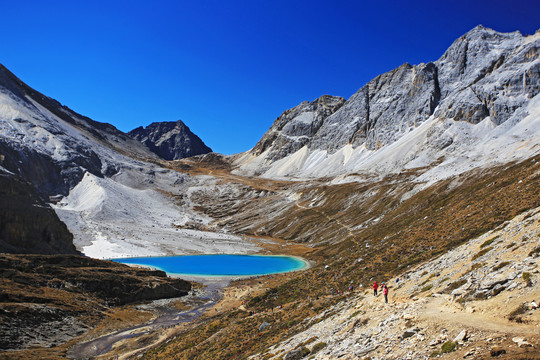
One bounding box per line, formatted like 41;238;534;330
127;120;212;161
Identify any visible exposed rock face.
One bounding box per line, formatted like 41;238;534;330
252;95;345;161
0;64;157;198
128;120;212;160
0;64;190;255
236;26;540;178
434;25;539;125
0;168;78;255
0;254;191;350
311;62;441;151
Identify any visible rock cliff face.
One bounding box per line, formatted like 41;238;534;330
251;95;345;161
128;120;212;160
0;63;190;255
0;169;78;254
236;26;540;179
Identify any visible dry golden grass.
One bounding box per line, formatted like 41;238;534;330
141;155;540;360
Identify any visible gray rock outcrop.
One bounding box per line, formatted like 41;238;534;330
239;26;540;177
128;120;212;160
251;95;345;161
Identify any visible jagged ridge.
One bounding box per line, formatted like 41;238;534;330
236;26;540;180
128;120;212;160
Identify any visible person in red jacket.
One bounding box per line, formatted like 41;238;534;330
373;281;378;296
383;284;389;303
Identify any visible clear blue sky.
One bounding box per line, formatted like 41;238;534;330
1;1;538;154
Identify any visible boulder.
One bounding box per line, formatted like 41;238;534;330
453;329;468;343
490;346;506;356
259;321;271;332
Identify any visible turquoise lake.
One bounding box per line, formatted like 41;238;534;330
114;254;309;277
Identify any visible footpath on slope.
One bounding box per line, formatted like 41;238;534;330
259;206;540;360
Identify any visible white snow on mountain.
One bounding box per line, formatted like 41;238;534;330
0;71;261;258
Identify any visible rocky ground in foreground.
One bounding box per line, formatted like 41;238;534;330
0;254;191;355
254;207;540;360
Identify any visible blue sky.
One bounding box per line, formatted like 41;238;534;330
1;1;538;154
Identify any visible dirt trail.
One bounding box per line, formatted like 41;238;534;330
418;295;539;336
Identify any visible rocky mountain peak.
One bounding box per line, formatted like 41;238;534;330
128;120;212;160
235;26;539;180
250;95;345;161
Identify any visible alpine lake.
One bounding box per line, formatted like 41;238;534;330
113;254;309;277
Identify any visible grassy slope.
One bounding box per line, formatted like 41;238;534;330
142;155;539;359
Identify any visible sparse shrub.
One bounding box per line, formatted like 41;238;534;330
297;346;310;357
469;262;486;272
429;272;440;279
444;279;467;293
508;303;528;322
349;310;361;319
477;292;489;300
421;271;428;276
492;261;510;271
506;242;516;249
299;337;317;346
430;350;441;357
421;284;433;292
522;272;532;287
472;247;492;260
441;340;457;353
481;237;498;248
311;342;326;354
439;277;449;284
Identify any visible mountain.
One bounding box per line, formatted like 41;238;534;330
0;63;159;198
0;63;251;258
235;26;540;183
128;120;212;160
1;25;540;359
0;63;190;255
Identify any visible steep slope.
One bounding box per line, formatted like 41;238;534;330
128;120;212;160
0;64;158;198
0;64;242;257
235;26;540;182
0;254;190;352
0;168;77;254
135;153;540;360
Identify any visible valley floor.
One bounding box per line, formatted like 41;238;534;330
125;205;540;360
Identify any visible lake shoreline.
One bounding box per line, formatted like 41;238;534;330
114;253;312;278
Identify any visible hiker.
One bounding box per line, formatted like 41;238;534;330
373;281;378;296
383;284;389;303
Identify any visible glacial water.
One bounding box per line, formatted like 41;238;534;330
113;254;309;277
